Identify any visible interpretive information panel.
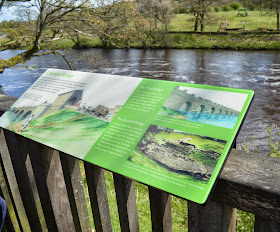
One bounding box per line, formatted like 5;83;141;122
0;69;254;204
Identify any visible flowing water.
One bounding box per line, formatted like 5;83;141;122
0;48;280;152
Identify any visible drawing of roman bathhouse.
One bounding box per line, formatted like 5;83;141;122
164;86;240;116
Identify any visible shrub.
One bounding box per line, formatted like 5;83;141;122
248;4;257;10
214;6;221;12
206;7;214;12
6;33;15;41
179;8;188;14
230;2;240;10
189;7;198;13
174;7;180;14
223;5;232;11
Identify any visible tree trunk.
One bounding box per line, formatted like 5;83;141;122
0;0;5;11
200;13;205;32
277;2;280;31
194;15;199;32
21;45;39;60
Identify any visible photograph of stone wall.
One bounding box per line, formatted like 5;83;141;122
128;125;226;183
158;86;248;129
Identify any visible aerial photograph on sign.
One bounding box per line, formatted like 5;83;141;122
0;72;142;158
158;86;248;129
128;125;226;183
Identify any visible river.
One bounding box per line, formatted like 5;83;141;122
0;48;279;152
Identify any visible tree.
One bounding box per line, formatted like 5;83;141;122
267;0;280;30
230;2;240;10
136;0;174;47
1;0;88;73
0;0;30;12
247;0;280;30
0;0;5;10
78;0;151;48
187;0;216;32
0;20;32;49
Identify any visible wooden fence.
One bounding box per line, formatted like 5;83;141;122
0;94;280;232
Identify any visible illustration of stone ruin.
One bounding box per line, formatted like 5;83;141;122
8;89;122;124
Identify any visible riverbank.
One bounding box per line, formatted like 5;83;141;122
45;32;280;50
2;31;280;51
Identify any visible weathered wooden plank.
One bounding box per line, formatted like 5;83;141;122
188;200;235;232
254;216;280;232
38;145;76;232
3;130;42;232
84;162;112;232
148;187;172;232
2;213;16;232
0;161;20;232
59;152;91;232
113;173;139;232
0;129;31;231
212;148;280;221
26;139;58;232
24;153;48;231
229;208;237;232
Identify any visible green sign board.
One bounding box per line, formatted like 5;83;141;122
0;69;254;204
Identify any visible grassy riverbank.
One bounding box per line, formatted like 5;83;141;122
21;31;279;51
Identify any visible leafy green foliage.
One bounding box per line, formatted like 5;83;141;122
214;6;221;12
0;55;26;73
230;2;241;10
223;5;233;11
236;210;255;232
265;126;280;158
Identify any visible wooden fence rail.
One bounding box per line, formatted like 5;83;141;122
0;94;280;232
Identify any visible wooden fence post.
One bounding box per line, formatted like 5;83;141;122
113;173;139;232
0;158;21;232
0;129;31;231
188;200;236;232
26;139;58;232
148;187;172;232
254;216;280;232
84;162;112;232
3;130;42;231
38;146;77;231
59;153;92;232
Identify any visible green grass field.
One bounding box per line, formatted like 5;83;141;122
169;10;278;32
